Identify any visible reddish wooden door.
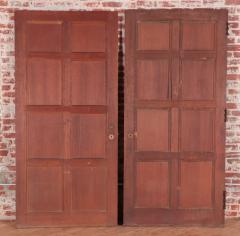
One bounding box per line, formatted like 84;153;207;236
124;9;227;225
16;11;118;227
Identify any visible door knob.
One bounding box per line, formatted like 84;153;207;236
108;134;115;140
128;132;137;138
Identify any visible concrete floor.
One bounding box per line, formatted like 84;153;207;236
0;220;240;236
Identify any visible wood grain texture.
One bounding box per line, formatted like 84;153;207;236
71;60;106;105
137;59;169;100
135;161;170;208
70;114;106;158
27;21;62;52
137;109;169;151
70;21;106;52
137;22;170;50
27;58;62;105
179;161;213;209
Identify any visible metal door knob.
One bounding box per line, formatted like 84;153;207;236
128;132;137;138
108;134;115;140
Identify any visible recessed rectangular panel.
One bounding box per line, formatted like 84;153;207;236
179;161;213;209
182;21;215;50
27;22;62;52
28;112;64;158
27;166;63;212
71;114;106;158
181;59;214;100
135;161;170;208
137;109;169;151
71;22;106;52
71;166;107;211
181;110;214;152
137;22;170;50
71;60;106;105
27;58;62;105
137;59;169;100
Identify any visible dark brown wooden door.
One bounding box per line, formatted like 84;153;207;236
16;11;118;227
124;9;227;225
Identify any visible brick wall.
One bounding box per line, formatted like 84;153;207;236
0;0;240;220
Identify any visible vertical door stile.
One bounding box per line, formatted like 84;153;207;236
63;17;71;215
170;20;180;210
16;14;27;225
106;12;119;224
124;11;136;223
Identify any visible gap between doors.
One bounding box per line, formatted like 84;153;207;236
118;21;124;225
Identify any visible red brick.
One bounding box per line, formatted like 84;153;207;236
0;150;8;156
234;52;240;58
203;0;222;3
227;131;235;137
227;103;238;109
0;1;7;6
228;89;240;94
3;133;15;138
227;75;240;80
226;0;240;5
232;30;240;36
232;179;240;184
0;143;7;149
232;111;240;116
2;85;11;91
162;1;176;7
7;185;15;191
228;15;239;21
227;37;235;44
228;45;240;51
102;2;123;7
2;125;12;131
5;211;16;216
2;92;15;97
229;22;239;28
3;119;15;125
225;211;238;217
84;2;100;8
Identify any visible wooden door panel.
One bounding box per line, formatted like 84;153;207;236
16;11;118;227
70;21;106;52
135;161;170;208
27;166;63;212
181;109;214;152
27;58;62;105
182;21;215;50
181;58;215;100
71;166;107;211
179;161;213;209
137;22;170;50
71;114;106;158
125;10;227;225
71;60;106;105
27;21;62;52
137;59;169;100
28;112;64;158
137;109;169;152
